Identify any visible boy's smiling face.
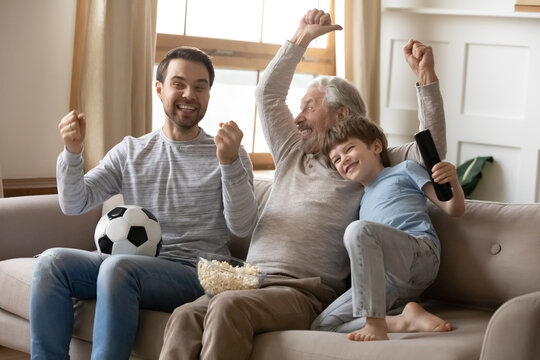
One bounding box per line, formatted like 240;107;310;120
329;137;385;186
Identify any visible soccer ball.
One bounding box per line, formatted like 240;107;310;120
94;205;162;257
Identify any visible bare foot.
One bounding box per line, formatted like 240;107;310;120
348;317;389;341
387;302;452;333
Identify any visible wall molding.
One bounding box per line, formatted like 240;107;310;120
384;6;540;19
2;178;57;197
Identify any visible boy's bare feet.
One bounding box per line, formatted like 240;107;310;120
348;317;389;341
386;302;452;333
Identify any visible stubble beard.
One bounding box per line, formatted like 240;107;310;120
301;131;324;154
165;107;202;132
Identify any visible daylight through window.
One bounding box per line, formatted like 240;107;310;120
154;0;335;169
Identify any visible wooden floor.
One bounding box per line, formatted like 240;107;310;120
0;346;30;360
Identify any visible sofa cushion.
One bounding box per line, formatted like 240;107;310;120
0;257;35;320
72;298;171;359
426;200;540;309
0;308;31;353
250;305;493;360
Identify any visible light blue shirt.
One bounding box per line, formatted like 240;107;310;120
359;160;440;252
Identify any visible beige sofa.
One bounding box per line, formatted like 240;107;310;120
1;178;539;360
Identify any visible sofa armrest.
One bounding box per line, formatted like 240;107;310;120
0;195;102;260
480;291;540;360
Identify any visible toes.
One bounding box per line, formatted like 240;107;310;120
432;321;452;332
347;332;368;342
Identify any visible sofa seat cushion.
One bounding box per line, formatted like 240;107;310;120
72;298;171;359
0;257;35;320
250;305;493;360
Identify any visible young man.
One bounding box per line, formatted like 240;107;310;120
29;47;258;360
312;114;463;341
160;9;447;360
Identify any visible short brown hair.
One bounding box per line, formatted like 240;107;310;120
322;114;390;168
156;46;215;87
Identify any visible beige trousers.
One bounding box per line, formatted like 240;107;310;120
159;275;335;360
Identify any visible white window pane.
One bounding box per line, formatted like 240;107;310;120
156;0;186;35
253;72;315;153
186;0;263;42
153;67;257;152
261;0;331;48
201;69;257;153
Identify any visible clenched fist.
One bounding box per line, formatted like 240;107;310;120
291;8;342;48
403;40;438;86
214;121;243;165
58;110;86;154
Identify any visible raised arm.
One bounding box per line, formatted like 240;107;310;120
215;121;258;237
57;110;122;215
255;9;342;164
387;40;447;166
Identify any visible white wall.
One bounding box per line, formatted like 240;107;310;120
0;0;76;179
380;0;540;203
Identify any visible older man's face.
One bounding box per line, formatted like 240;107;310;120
294;86;339;154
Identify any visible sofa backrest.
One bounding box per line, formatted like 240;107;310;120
107;178;540;310
425;200;540;309
243;179;540;310
0;194;101;260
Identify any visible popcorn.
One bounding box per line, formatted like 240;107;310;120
197;258;263;296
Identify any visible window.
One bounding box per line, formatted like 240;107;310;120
154;0;336;169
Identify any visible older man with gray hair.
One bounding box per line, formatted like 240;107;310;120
160;8;447;360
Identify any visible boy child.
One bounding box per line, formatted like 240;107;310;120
313;114;465;341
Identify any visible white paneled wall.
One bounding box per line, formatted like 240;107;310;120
380;1;540;203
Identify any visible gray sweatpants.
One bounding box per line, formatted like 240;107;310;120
312;220;440;333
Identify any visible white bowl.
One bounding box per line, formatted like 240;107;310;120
197;252;266;296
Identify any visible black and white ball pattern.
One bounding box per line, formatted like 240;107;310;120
94;205;162;257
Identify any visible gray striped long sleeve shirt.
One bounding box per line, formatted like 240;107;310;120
56;128;258;263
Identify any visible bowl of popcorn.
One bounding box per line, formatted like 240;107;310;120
197;252;266;297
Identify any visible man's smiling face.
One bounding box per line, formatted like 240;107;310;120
157;58;210;134
294;85;336;154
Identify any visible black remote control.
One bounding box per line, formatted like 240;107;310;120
414;130;453;202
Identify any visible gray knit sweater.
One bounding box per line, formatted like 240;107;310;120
248;41;446;295
56;128;258;263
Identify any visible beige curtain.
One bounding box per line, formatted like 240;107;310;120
0;165;3;197
78;0;157;170
343;0;381;123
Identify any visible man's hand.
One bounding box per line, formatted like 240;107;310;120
214;121;243;165
403;40;438;86
58;110;86;154
290;9;342;48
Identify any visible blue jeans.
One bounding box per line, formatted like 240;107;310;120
30;248;204;360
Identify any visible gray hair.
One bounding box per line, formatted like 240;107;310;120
308;76;367;116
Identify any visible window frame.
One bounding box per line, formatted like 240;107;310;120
71;0;337;170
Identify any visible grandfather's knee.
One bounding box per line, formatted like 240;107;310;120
207;291;245;315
